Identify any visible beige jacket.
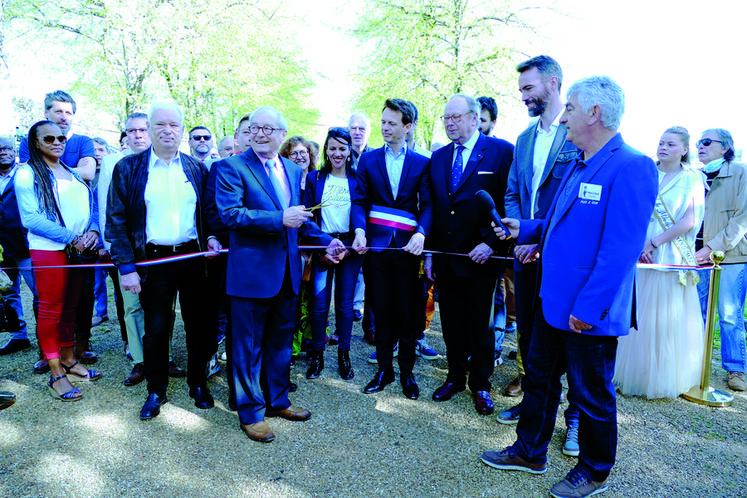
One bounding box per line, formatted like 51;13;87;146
703;161;747;261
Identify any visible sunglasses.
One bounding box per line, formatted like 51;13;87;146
41;135;67;144
191;135;212;142
697;138;723;147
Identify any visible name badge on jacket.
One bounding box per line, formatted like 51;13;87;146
578;183;602;204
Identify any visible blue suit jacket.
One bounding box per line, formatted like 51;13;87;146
429;133;514;276
519;133;657;336
351;146;432;249
505;121;578;220
214;149;331;299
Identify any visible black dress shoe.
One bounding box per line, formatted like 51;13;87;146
140;393;167;420
432;382;466;402
363;368;395;394
474;390;495;415
306;350;324;379
401;373;420;400
0;338;31;356
189;386;214;409
124;363;145;386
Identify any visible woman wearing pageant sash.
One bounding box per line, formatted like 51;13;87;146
613;127;706;398
14;120;102;401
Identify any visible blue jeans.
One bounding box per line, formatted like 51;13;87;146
514;307;617;482
714;264;747;372
93;267;109;317
2;257;38;340
309;251;363;352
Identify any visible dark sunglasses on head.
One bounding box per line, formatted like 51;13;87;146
697;138;723;147
191;135;211;141
41;135;67;144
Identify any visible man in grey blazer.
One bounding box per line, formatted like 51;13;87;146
501;55;581;456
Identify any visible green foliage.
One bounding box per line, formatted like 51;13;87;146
351;0;533;147
5;0;320;136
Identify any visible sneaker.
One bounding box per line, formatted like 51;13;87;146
550;467;608;498
91;315;108;327
353;310;363;322
367;344;398;364
563;424;580;457
727;371;747;391
205;353;220;379
494;355;504;367
220;351;227;362
480;446;547;474
497;403;521;425
416;338;438;360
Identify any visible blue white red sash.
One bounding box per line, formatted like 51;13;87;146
368;205;417;232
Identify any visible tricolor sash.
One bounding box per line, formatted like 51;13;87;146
368;205;417;232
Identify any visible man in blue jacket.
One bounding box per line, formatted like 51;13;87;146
481;76;658;498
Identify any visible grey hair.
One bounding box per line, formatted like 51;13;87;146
148;100;184;127
448;94;481;116
702;128;736;162
566;76;624;130
349;112;371;129
251;106;288;131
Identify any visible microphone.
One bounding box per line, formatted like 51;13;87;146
475;190;513;240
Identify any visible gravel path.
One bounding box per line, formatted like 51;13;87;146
0;283;745;497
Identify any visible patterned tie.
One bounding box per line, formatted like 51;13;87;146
266;159;290;209
452;145;465;192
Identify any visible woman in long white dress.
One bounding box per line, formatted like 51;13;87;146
614;126;706;398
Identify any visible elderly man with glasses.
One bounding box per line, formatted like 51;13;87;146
213;106;344;443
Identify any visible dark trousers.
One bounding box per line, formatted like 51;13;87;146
436;261;496;391
367;249;420;374
231;268;296;425
206;253;232;404
514;259;579;426
140;244;215;397
74;268;94;349
514;306;618;481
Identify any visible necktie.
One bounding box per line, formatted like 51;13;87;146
266;159;290;209
452;145;465;192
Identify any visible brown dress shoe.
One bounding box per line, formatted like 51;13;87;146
504;375;523;397
432;382;466;402
241;421;276;443
266;404;311;421
168;361;187;378
75;348;98;365
124;363;145;386
474;390;495;415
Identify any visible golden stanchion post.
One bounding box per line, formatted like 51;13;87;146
682;251;734;407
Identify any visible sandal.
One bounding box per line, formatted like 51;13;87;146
61;361;102;382
47;374;83;402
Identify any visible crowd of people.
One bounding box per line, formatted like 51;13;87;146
1;54;745;498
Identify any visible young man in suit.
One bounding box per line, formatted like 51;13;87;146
352;98;432;399
424;94;513;415
481;76;658;498
214;106;343;443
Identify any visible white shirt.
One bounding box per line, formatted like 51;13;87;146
321;175;351;233
451;129;481;171
530;114;562;219
384;144;406;198
29;175;90;251
143;149;198;245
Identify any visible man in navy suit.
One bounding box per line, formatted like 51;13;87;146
214;106;343;443
481;76;658;498
352;98;432;399
424;94;513;415
500;56;582;457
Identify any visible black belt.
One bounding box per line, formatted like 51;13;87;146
146;239;199;255
327;231;354;240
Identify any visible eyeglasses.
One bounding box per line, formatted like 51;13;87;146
126;127;148;135
441;111;473;124
191;135;212;142
289;150;308;159
41;135;67;144
697;138;723;147
250;125;283;135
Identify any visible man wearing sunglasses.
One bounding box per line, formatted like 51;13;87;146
188;126;214;163
18;90;96;182
694;129;747;392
